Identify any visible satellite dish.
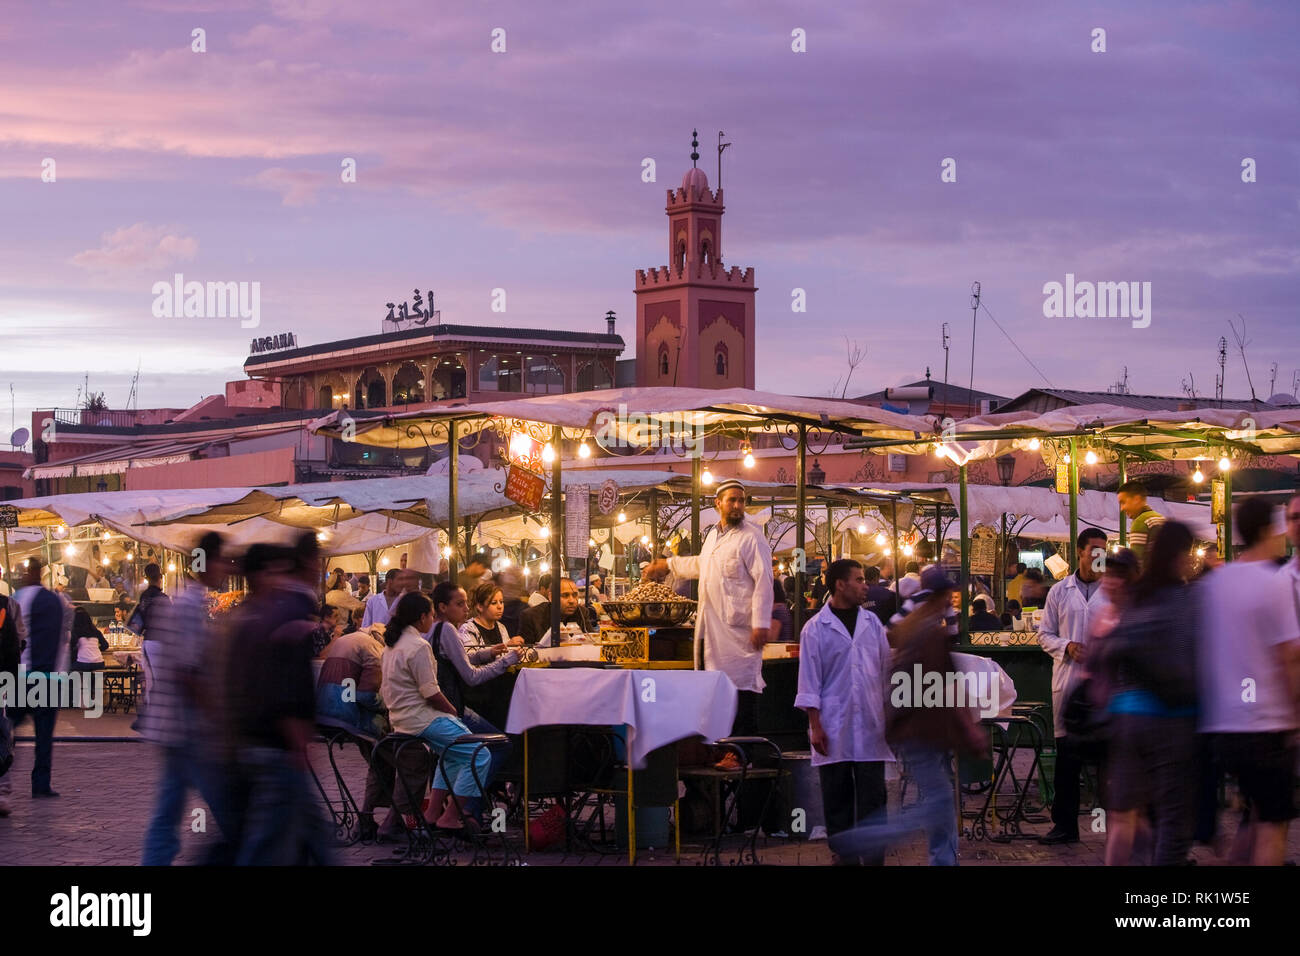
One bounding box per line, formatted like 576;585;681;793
9;427;29;449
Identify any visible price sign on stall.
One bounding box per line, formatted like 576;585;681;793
504;465;545;512
1054;462;1069;495
0;506;17;529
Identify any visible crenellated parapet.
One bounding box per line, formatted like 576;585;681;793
636;262;754;288
666;185;724;207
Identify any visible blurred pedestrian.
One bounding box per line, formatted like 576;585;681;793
12;558;65;798
1197;497;1300;865
140;531;237;865
1094;525;1198;865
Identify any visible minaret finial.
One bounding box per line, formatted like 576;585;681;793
690;129;699;167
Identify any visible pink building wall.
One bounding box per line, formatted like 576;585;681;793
124;446;297;491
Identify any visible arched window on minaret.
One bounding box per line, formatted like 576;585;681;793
701;238;712;266
658;344;670;377
715;344;728;377
676;240;686;274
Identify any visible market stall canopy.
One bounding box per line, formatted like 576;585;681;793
856;403;1300;464
308;386;935;450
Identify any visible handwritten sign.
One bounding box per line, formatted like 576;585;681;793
0;505;17;529
1055;462;1069;495
504;465;545;512
565;484;591;559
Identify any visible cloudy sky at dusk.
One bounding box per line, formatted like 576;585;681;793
1;0;1297;443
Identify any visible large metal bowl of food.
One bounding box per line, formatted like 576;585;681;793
602;581;696;627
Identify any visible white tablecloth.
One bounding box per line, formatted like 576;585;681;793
506;668;737;768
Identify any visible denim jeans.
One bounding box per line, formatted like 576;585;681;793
235;747;335;866
461;707;511;786
29;706;57;795
418;715;490;798
828;744;959;866
142;745;219;865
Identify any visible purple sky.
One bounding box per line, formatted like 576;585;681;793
2;0;1297;444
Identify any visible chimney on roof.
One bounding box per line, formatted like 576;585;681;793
605;310;616;336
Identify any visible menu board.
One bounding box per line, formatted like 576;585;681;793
504;464;545;512
969;535;998;574
565;484;590;559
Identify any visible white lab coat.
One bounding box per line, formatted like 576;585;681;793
669;517;773;693
1038;573;1108;737
795;603;894;767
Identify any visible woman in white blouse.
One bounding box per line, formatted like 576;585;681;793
379;592;491;833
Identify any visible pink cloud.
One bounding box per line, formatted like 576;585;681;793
71;223;199;271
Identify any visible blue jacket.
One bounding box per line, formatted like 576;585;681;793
25;587;65;673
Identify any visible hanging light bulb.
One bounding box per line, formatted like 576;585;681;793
522;566;530;577
1084;449;1098;465
380;556;390;567
315;530;328;542
933;443;947;459
1192;467;1204;484
125;551;134;562
1196;547;1206;558
441;546;452;558
539;561;550;574
701;467;714;486
778;562;785;573
167;561;176;573
541;443;556;464
101;556;111;567
883;547;892;556
874;532;886;546
857;520;867;535
539;525;550;539
1062;452;1071;464
902;544;915;557
743;451;755;468
740;439;755;468
617;511;627;523
578;440;592;459
588;537;596;548
101;530;111;541
1218;456;1231;472
500;556;511;568
640;535;649;545
1027;437;1041;451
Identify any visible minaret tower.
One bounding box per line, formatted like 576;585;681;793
634;130;756;388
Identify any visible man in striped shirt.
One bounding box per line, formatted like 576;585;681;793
1117;480;1166;564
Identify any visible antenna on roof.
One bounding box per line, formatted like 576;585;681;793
1215;336;1227;406
940;322;950;417
1181;373;1197;401
717;131;731;191
127;361;141;411
1227;315;1258;405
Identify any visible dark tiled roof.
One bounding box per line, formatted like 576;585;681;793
853;379;1010;405
997;388;1275;414
244;324;624;368
47;407;320;438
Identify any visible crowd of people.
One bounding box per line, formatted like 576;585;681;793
1035;493;1300;866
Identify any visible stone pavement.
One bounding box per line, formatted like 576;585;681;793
2;738;1290;866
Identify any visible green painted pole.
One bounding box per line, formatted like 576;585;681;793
1068;437;1080;572
550;425;562;641
447;420;459;582
1223;461;1233;562
794;424;808;636
1117;451;1128;547
959;464;969;642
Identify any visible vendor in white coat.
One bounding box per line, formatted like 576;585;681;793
644;479;772;768
795;559;893;864
1038;526;1110;846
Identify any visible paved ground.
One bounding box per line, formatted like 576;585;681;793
1;736;1288;866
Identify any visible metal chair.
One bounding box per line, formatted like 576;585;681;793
438;733;521;866
310;716;379;846
366;733;448;866
695;736;784;866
